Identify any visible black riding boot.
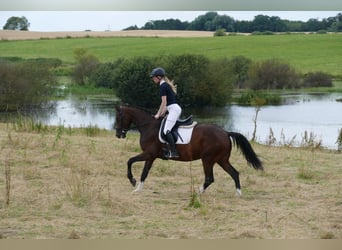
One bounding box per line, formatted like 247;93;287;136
165;131;179;158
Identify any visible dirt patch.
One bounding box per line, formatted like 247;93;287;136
0;30;215;40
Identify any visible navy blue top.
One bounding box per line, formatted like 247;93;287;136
159;82;177;106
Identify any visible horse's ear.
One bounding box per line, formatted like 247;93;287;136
115;105;121;113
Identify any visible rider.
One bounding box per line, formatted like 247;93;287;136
150;67;181;158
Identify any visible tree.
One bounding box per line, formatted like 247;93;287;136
229;56;252;88
3;16;30;31
112;55;234;108
303;18;325;31
71;48;99;85
188;12;219;31
0;60;57;111
211;15;235;32
142;19;188;30
330;13;342;32
115;57;158;108
247;59;300;90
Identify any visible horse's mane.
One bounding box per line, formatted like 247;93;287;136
120;104;155;116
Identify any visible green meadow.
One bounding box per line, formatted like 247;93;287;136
1;33;341;76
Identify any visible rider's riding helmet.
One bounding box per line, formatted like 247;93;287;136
150;67;165;78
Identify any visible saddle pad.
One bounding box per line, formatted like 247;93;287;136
159;122;197;144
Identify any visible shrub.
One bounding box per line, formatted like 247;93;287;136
316;30;327;34
71;48;99;85
251;31;274;35
213;29;227;36
0;60;57;111
166;54;233;107
163;54;209;107
91;59;124;89
229;55;252;88
247;58;300;90
115;57;159;109
237;90;281;106
302;71;332;87
112;54;234;108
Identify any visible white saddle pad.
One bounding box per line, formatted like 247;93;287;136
159;122;197;144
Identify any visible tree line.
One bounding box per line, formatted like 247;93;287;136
72;51;332;108
0;51;333;112
3;13;341;33
124;12;342;33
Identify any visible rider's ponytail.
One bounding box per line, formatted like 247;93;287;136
165;77;177;94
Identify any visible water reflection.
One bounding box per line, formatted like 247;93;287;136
36;95;116;130
166;94;342;149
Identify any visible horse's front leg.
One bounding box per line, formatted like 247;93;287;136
127;152;155;190
133;158;155;192
127;156;138;187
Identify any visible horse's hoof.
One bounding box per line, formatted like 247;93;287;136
130;178;136;187
236;189;242;197
132;182;144;193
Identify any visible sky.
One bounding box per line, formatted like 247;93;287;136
0;11;340;32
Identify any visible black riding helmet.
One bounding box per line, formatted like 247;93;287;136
150;67;165;78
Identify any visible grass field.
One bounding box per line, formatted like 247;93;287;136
0;32;341;76
0;123;341;239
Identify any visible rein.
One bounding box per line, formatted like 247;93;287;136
116;106;157;134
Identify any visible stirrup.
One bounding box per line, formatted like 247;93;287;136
169;151;180;158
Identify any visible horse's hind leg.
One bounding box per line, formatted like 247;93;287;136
218;159;241;196
199;159;215;193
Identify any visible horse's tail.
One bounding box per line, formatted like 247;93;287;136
228;132;263;170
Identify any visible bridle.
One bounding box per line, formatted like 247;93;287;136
115;106;159;137
115;106;129;137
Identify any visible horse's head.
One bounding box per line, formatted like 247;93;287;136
115;105;132;138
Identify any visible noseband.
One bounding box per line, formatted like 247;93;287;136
115;107;129;136
115;106;156;137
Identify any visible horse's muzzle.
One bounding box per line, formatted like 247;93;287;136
116;129;127;138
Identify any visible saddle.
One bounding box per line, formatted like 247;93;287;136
159;115;197;144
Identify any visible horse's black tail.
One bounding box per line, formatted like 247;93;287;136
228;132;263;170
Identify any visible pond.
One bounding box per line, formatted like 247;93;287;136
6;93;342;150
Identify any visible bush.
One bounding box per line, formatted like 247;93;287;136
71;48;99;85
204;58;234;106
247;58;300;90
91;59;124;89
0;60;57;111
166;54;233;107
165;54;210;107
303;71;332;87
251;31;274;35
115;57;159;109
213;29;227;36
237;90;282;106
112;54;234;108
229;56;252;88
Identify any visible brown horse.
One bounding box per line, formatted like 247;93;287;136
115;105;263;195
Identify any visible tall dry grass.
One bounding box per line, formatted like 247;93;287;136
0;122;341;239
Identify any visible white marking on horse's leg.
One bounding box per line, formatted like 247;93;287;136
133;182;144;192
236;188;242;197
199;185;205;193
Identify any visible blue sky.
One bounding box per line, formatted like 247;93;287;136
0;11;340;31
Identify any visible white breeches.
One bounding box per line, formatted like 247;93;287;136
163;104;182;134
